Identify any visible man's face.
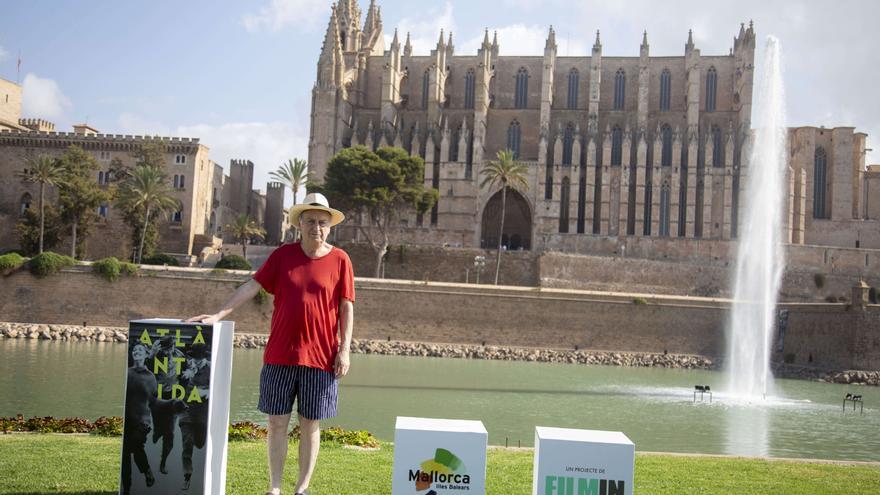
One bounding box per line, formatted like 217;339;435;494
131;344;148;361
300;210;332;243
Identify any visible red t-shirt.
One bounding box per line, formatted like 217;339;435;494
252;243;355;372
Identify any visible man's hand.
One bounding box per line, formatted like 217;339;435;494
334;349;350;379
184;314;220;324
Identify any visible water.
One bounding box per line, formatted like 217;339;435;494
727;36;787;398
2;339;878;462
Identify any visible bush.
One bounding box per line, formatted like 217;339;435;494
28;252;76;278
92;257;140;282
228;421;268;441
215;255;251;270
320;426;380;449
633;297;648;305
92;416;123;436
813;273;826;289
0;252;26;273
254;288;270;305
141;253;180;266
92;257;121;282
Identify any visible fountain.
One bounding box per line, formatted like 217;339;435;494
726;36;788;398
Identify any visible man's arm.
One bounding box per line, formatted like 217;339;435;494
334;299;354;379
185;278;263;324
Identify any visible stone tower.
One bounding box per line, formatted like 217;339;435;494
265;181;286;244
228;159;254;217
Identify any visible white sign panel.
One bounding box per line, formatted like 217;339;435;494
392;417;488;495
533;427;634;495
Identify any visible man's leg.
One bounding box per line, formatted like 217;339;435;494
294;416;320;494
267;413;291;495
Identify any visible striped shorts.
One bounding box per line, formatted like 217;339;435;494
258;364;338;420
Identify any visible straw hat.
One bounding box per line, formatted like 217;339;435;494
289;192;345;228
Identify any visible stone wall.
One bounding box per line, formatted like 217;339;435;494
1;266;877;372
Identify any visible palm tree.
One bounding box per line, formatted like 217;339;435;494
479;149;529;285
116;165;179;264
270;158;310;206
17;155;67;254
225;214;266;260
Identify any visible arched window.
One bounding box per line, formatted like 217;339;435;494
19;193;32;217
172;208;183;223
98;171;105;185
340;31;347;50
706;67;717;112
661;125;672;167
422;69;430;109
559;176;571;233
451;128;460;162
712;126;723;167
567;68;579;109
659;182;671;236
813;147;828;219
209;211;216;230
515;67;528;109
507;120;522;159
660;69;671;111
611;126;623;166
464;69;476;109
98;203;109;218
613;69;626;110
562;123;574;165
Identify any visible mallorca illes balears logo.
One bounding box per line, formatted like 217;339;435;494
409;448;471;492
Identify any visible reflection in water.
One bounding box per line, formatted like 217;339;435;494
725;399;770;457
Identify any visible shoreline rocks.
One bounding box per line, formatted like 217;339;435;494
2;321;878;386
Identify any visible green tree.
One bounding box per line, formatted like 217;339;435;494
320;146;438;277
16;154;67;254
56;146;113;259
15;205;65;256
115;165;179;264
479;149;529;285
225;214;266;260
270;158;310;206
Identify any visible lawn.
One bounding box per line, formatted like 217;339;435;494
0;434;878;494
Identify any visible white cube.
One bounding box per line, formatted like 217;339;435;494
533;427;634;495
392;417;488;495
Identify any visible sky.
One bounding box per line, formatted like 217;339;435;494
1;0;878;206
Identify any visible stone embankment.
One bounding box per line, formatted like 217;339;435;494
2;322;878;386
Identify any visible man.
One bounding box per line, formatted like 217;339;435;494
121;343;157;495
187;192;355;495
179;343;211;491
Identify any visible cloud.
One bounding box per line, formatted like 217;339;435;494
384;2;455;55
242;0;328;33
0;45;8;63
21;73;72;120
178;121;305;195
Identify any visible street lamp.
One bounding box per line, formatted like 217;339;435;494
473;255;486;284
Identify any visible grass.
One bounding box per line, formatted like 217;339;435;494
1;435;879;494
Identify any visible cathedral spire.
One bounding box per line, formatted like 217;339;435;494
545;25;556;50
437;28;446;49
318;3;342;85
482;28;490;48
363;0;381;37
686;29;695;52
404;31;412;57
592;30;602;51
391;28;399;49
640;30;649;57
492;30;498;48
